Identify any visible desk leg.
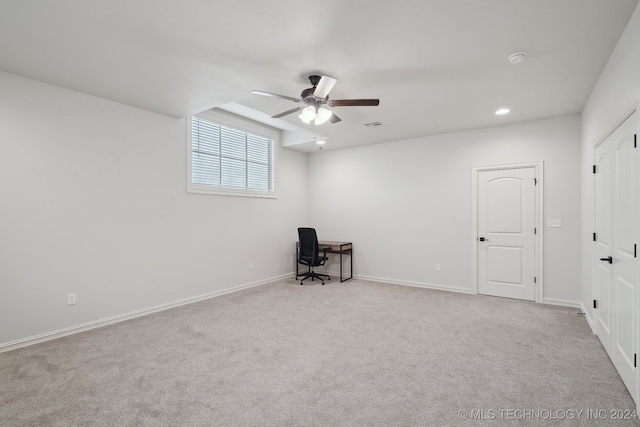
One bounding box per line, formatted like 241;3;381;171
339;244;353;283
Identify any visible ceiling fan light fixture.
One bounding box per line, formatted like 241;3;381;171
314;107;332;125
299;105;316;124
298;115;311;124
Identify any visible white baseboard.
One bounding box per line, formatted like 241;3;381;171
311;267;470;294
541;297;582;308
0;273;290;353
328;272;590;313
579;302;596;333
542;298;595;331
3;272;597;353
354;273;473;295
541;299;595;333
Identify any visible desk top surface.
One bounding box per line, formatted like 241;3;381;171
296;240;352;251
318;241;352;252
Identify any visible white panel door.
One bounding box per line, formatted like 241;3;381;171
595;142;614;356
595;113;638;402
478;168;536;301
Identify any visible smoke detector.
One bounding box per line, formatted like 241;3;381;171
508;52;527;64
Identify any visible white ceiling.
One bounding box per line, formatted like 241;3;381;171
0;0;638;152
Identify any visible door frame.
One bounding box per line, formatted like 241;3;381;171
471;161;544;303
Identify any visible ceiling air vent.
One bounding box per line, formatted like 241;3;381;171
364;121;383;128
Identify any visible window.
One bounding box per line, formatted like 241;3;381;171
188;110;277;197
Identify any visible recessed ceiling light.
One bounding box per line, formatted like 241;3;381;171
495;108;510;115
508;52;527;64
316;140;325;145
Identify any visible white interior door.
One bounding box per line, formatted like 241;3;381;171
478;167;536;301
595;142;614;356
594;112;638;402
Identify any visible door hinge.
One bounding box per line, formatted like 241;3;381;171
635;353;637;368
534;276;537;284
534;178;537;185
634;134;637;148
593;165;597;174
593;232;597;242
534;227;537;234
593;299;597;309
634;244;637;258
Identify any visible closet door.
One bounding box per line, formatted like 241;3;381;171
594;111;638;403
612;115;638;399
595;140;614;356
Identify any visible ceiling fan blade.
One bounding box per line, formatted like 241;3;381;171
329;113;342;124
251;90;301;103
271;106;304;119
330;99;380;107
314;75;337;99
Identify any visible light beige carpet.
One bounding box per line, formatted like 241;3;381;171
1;278;638;426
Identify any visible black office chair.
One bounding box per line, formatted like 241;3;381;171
297;227;331;285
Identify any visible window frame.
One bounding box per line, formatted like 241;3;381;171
187;109;278;198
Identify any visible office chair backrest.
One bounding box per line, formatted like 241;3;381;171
298;227;320;263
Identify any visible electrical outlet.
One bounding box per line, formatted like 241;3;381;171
67;293;76;305
436;264;441;272
248;262;253;270
334;255;340;262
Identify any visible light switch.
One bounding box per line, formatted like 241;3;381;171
547;218;562;228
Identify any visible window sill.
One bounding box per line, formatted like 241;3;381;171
187;185;277;199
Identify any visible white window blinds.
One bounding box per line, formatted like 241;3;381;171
190;116;274;194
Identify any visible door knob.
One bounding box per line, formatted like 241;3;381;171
599;256;613;264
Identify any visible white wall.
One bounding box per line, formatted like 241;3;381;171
308;115;582;303
581;3;640;323
0;71;308;347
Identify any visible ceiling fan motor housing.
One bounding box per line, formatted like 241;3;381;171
300;87;316;100
308;75;321;86
301;75;324;102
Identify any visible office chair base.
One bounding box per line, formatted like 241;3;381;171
299;271;331;285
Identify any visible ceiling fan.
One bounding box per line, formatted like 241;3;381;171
251;75;380;125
